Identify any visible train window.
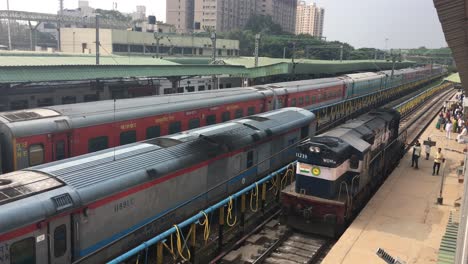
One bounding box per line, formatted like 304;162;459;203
222;111;231;122
298;97;304;105
235;109;244;118
291;98;297;107
120;130;137;145
247;106;255;116
54;224;67;257
10;237;35;264
169;121;182;134
305;96;310;104
56;141;66;160
29;144;44;166
301;126;309;139
350;155;359;169
146;126;161;139
189;118;200;129
206;115;216;125
88;136;108;153
62;96;76;105
198;85;205;91
247;151;254;168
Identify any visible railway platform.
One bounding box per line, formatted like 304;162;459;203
322;113;466;264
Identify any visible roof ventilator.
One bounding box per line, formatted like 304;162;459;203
52;193;74;212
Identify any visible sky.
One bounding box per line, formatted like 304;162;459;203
0;0;447;49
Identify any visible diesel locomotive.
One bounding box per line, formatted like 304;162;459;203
281;108;404;237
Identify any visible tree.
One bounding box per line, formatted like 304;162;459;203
244;15;284;35
94;9;132;22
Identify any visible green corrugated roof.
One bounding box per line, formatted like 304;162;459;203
0;53;179;66
444;73;461;84
0;53;417;83
437;211;459;264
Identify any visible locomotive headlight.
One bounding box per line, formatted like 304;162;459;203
314;147;321;153
309;146;316;153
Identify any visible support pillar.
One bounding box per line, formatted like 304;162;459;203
218;206;225;253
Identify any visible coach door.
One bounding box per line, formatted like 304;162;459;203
48;215;71;264
52;133;69;161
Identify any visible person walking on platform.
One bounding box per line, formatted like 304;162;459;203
446;121;453;140
433;148;444;176
411;141;421;169
424;137;433;160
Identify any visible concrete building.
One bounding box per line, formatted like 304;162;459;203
169;0;296;33
60;28;240;57
166;0;195;33
295;1;324;37
132;5;147;21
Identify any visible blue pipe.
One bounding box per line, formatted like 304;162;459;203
107;163;295;264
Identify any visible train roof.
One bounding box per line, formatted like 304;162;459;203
312;109;399;155
0;107;314;233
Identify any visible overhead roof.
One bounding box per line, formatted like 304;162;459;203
0;53;416;83
444;73;461;84
434;0;468;91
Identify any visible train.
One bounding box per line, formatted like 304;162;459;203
280;108;404;237
0;65;444;173
0;108;316;264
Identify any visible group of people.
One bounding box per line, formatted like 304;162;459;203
437;100;467;143
411;140;444;175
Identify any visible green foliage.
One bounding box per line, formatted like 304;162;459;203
244;15;284;35
95;9;132;22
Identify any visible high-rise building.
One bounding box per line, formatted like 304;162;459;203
295;1;324;37
166;0;195;33
168;0;296;33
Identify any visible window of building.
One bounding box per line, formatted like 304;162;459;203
247;106;255;116
112;44;128;52
198;85;205;91
88;136;108;153
305;96;310;104
54;224;67;258
55;140;65;160
10;237;35;264
199;48;203;55
186;86;195;92
206;114;216;125
247;151;254;168
169;121;182;134
222;111;231;122
235;109;244;118
298;97;304;105
218;49;222;56
29;144;44;166
130;45;144;53
120;130;136;145
189;118;200;129
146;126;161;139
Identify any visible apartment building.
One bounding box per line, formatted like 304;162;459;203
167;0;297;33
295;1;324;37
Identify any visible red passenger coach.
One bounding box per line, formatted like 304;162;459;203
0;66;444;173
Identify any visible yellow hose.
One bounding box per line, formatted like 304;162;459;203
250;183;259;212
226;196;237;227
174;224;191;261
198;211;210;244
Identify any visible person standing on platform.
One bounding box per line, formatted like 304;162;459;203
424;137;433;160
411;141;421;169
458;125;467;143
443;101;447;112
446;121;453;140
433;148;444;176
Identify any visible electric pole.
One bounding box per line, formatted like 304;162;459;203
95;15;100;65
154;32;163;57
210;31;217;89
6;0;12;50
340;45;344;62
254;34;260;67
